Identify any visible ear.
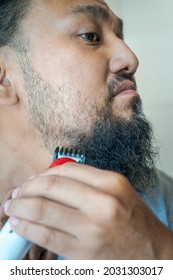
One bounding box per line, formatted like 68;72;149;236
0;56;19;106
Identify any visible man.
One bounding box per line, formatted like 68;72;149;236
0;0;173;259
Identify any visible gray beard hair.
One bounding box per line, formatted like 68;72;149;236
57;102;159;196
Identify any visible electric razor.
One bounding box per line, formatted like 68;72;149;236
0;147;86;260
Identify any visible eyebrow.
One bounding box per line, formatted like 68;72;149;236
69;5;123;36
70;5;110;22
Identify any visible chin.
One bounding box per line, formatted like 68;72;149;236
112;95;142;119
112;106;135;120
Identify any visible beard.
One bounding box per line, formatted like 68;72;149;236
82;104;158;196
18;51;158;196
58;97;158;195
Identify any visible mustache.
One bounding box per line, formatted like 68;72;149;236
106;74;137;100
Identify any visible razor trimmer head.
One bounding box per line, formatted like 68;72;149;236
53;147;86;164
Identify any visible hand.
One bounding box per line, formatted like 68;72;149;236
0;188;56;260
3;163;173;259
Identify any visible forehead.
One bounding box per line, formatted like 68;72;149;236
43;0;109;9
30;0;117;23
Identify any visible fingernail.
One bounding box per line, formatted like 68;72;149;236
3;200;11;213
9;217;20;227
12;187;20;199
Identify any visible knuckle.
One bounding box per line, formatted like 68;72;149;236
106;171;130;192
22;221;30;236
40;175;59;192
21;222;52;251
19;180;31;195
39;228;51;247
102;195;120;221
40;175;65;193
110;172;124;185
31;198;46;221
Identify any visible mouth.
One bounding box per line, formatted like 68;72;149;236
113;80;138;97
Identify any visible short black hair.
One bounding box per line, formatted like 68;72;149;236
0;0;32;48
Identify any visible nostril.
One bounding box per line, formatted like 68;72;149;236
110;60;133;76
109;40;139;76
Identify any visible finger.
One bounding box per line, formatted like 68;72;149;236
13;175;109;213
5;197;90;236
9;218;77;259
39;162;133;196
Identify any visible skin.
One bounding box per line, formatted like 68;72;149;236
0;0;173;259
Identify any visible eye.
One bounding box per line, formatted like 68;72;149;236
80;32;101;43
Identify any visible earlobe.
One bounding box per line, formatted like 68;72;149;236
0;65;19;106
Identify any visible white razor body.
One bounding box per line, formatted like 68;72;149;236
0;220;32;260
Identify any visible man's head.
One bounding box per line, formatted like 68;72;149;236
0;0;158;194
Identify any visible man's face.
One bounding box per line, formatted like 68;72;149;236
18;0;139;150
16;0;157;193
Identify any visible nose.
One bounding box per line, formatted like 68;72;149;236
109;39;139;76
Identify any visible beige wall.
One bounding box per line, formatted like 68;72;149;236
106;0;173;178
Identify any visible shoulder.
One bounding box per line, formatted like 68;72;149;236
156;170;173;213
142;170;173;229
157;170;173;191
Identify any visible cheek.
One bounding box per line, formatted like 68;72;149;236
67;64;107;112
71;56;107;92
32;41;107;100
53;51;106;93
31;46;107;119
54;85;102;137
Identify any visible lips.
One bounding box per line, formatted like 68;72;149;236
114;81;137;97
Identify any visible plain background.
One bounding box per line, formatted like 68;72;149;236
106;0;173;178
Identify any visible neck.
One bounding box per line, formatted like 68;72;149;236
0;137;52;204
0;100;54;204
